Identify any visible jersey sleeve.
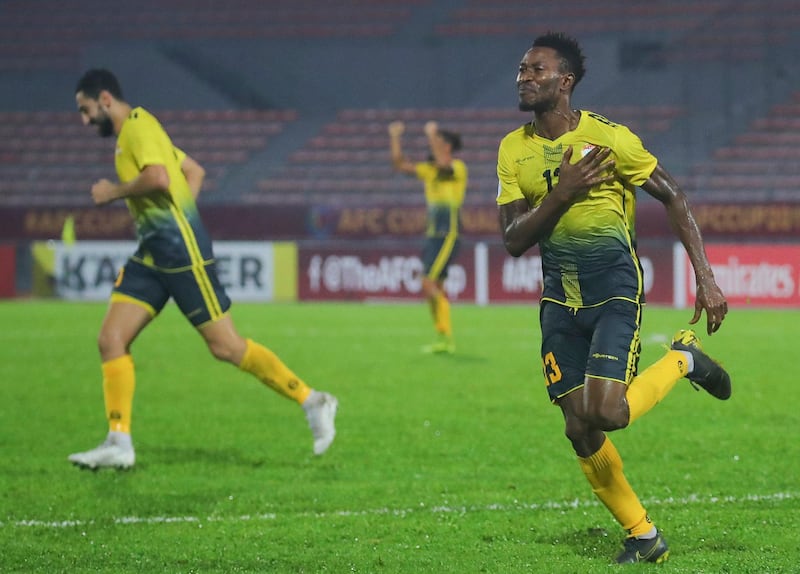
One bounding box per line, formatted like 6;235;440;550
415;162;436;182
452;159;467;183
613;125;658;187
126;116;173;172
173;145;187;165
496;140;524;206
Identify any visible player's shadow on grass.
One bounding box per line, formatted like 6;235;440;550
424;352;488;364
146;445;270;469
533;527;617;560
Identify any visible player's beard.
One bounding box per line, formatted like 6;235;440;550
518;80;559;114
518;98;555;114
92;112;114;138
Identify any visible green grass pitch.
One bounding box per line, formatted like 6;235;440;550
0;300;798;573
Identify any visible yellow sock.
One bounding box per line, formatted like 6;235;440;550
428;296;439;330
435;293;452;337
627;350;689;424
238;339;311;404
578;437;654;537
102;354;135;434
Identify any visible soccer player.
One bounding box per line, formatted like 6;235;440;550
496;33;731;563
67;69;338;470
388;120;467;353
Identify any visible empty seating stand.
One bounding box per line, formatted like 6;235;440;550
683;91;800;200
435;0;798;62
0;109;296;205
436;0;716;37
0;0;426;70
249;105;683;204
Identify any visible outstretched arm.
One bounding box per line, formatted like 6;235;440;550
424;121;450;170
388;121;417;175
499;146;615;256
641;163;728;334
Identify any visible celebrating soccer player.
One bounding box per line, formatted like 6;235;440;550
496;33;731;563
388;120;467;354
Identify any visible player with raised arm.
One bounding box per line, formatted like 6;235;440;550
496;33;731;563
68;69;337;469
388;120;467;353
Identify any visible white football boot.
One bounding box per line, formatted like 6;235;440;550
303;391;338;455
68;431;135;470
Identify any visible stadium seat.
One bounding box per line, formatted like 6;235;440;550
434;0;796;64
682;90;800;198
0;0;423;70
251;105;684;203
0;109;295;206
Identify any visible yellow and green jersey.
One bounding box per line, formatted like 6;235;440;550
496;110;657;307
115;107;213;270
415;159;467;238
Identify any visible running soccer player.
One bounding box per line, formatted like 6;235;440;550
68;69;337;470
388;120;467;354
496;33;732;563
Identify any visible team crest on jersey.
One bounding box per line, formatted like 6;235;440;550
581;144;595;157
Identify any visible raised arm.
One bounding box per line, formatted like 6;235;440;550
424;121;450;170
640;163;728;333
388;121;417;175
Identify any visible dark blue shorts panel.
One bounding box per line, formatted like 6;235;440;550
539;299;641;402
113;258;231;327
422;236;460;280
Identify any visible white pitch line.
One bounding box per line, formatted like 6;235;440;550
2;491;796;530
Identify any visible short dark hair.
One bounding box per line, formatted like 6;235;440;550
75;69;124;100
439;130;462;152
532;32;586;89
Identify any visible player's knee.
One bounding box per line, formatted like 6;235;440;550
97;329;126;359
207;339;236;363
421;279;437;298
207;336;248;365
564;415;590;445
584;403;629;431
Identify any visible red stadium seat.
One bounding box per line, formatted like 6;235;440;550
0;108;295;206
252;105;684;202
